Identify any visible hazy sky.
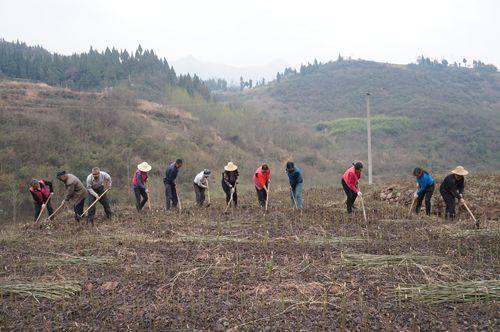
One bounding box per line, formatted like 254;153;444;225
1;0;498;68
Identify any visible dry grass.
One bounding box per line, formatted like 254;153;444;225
393;280;500;304
341;253;443;267
0;182;499;331
0;281;81;300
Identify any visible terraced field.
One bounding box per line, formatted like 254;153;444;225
1;176;499;330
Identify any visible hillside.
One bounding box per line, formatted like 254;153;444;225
0;79;338;222
2;42;500;223
0;39;211;98
232;59;500;173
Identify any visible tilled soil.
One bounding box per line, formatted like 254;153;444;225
1;178;499;331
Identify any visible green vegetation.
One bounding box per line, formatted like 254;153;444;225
0;39;218;98
1;40;500;223
236;58;500;173
316;116;414;136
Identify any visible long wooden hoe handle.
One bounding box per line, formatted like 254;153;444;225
291;188;298;209
207;182;211;205
35;193;54;225
462;201;477;222
46;201;65;221
176;191;182;213
360;195;368;223
224;188;235;213
79;188;111;218
408;196;417;218
147;188;152;210
265;183;270;212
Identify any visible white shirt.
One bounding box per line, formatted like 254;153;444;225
193;171;208;188
86;171;112;196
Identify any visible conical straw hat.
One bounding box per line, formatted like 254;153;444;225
137;162;152;172
451;165;468;176
224;162;238;172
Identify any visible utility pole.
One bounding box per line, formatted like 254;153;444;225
366;92;373;185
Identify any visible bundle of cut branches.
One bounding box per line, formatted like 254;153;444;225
451;229;500;239
341;253;442;267
179;235;248;243
393;280;500;304
0;281;81;300
302;236;365;245
33;254;114;267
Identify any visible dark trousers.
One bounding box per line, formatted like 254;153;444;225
164;183;178;210
255;187;268;207
416;184;434;215
440;189;457;220
87;186;113;223
222;181;237;207
342;179;358;213
34;201;54;221
133;187;148;211
74;198;85;221
193;183;206;206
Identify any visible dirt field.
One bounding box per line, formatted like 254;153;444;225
1;176;499;330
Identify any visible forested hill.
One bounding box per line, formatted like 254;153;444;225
235;58;500;173
0;39;213;98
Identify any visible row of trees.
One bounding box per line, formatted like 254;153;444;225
205;78;228;91
274;53;498;84
415;55;497;72
0;39;212;98
239;77;267;91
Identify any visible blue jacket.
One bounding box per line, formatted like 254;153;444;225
416;171;434;195
164;162;180;185
287;166;303;189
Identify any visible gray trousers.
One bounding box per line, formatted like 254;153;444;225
194;183;206;206
88;186;112;223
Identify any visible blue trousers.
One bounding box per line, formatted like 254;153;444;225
290;182;303;209
165;184;178;210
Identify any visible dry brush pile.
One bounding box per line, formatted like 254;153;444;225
0;175;499;330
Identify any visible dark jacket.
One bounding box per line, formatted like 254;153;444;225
164;162;180;186
222;170;239;187
439;174;464;198
287;166;303;190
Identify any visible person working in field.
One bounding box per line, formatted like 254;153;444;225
286;161;303;209
341;162;363;213
164;159;183;210
222;162;239;209
193;169;211;207
412;167;435;215
56;170;87;222
253;164;271;208
29;178;54;221
86;167;113;224
440;165;468;221
132;162;151;212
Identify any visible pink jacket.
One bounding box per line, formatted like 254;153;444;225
342;166;361;193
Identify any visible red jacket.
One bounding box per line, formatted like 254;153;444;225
29;179;51;204
132;169;148;188
253;167;271;189
342;166;361;193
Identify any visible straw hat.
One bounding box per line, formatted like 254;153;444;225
451;165;468;176
137;162;152;172
224;162;238;172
